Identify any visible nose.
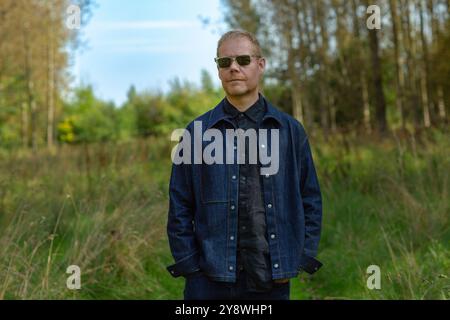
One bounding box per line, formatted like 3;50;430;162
229;58;240;71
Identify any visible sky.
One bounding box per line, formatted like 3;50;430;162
71;0;225;106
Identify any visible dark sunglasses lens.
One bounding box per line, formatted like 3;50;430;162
217;57;232;68
236;55;251;66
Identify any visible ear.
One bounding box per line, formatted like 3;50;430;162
258;57;266;73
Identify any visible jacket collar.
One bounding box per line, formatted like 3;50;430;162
206;94;284;129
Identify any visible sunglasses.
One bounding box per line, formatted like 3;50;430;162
214;55;261;68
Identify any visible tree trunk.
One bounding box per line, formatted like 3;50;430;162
389;0;406;128
352;0;372;132
402;0;421;128
419;0;431;127
315;0;331;138
367;27;388;134
427;0;440;40
361;72;371;133
47;9;55;148
298;0;314;129
287;32;304;124
21;102;28;148
437;86;447;122
23;21;38;151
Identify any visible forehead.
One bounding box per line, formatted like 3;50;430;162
218;36;256;56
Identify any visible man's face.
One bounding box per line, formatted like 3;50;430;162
217;37;265;98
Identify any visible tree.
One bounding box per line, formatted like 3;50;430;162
389;0;406;128
0;0;94;150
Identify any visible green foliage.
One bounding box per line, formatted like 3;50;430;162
127;90;167;137
121;73;223;139
0;114;22;149
52;70;223;145
57;85;118;144
201;68;216;94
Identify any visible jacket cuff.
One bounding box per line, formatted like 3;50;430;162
166;252;200;278
299;253;323;274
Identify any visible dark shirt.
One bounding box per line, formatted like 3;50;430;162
223;94;273;292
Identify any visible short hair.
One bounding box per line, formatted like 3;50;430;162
216;30;263;57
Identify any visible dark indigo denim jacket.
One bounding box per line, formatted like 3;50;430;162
167;95;323;282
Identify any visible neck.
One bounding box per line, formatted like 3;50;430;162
226;90;259;112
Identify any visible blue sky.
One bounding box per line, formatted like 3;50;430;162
72;0;225;106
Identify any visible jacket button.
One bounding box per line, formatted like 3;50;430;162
232;175;236;180
230;236;234;240
229;266;234;271
270;234;276;239
230;205;235;210
274;263;279;268
261;144;266;148
267;204;272;208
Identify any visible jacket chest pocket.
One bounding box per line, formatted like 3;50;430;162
200;164;228;204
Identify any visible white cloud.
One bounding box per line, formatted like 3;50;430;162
90;38;195;53
111;45;194;54
91;20;199;30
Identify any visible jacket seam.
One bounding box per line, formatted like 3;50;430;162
175;250;198;264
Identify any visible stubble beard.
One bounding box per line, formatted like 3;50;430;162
224;82;258;99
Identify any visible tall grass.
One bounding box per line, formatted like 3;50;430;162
0;138;174;299
0;129;448;299
293;129;449;300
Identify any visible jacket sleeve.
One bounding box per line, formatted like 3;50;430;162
166;135;200;278
298;136;323;274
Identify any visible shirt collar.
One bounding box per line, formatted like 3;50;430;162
223;93;265;123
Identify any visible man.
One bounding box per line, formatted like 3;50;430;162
167;30;323;300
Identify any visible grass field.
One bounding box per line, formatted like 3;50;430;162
0;129;448;299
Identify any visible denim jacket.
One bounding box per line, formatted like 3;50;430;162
166;96;323;282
